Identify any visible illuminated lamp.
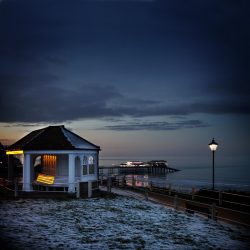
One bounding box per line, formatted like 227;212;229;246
208;138;218;190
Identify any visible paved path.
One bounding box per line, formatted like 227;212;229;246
100;185;145;199
99;185;174;208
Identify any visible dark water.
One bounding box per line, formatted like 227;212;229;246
100;157;250;192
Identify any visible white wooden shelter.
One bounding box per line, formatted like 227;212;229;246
7;125;100;193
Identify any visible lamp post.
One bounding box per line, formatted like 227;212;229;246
208;138;218;190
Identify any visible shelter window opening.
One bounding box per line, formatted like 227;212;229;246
89;156;95;174
82;156;87;175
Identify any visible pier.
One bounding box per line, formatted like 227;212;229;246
99;164;179;176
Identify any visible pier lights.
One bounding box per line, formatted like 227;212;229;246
208;138;218;190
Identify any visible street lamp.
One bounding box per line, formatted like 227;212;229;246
208;138;218;190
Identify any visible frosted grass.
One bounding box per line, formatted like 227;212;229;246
0;197;249;249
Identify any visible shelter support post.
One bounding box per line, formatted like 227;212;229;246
23;154;32;191
68;154;76;193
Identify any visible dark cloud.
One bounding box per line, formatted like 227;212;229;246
189;101;250;115
0;0;249;124
44;56;68;66
0;82;122;122
1;123;48;128
1;78;250;123
99;119;208;131
115;100;250;117
201;81;250;99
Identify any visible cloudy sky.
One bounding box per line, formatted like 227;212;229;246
0;0;249;166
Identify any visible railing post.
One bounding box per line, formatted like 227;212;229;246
132;176;135;187
122;176;126;187
117;176;120;187
174;195;178;210
211;203;216;220
107;176;111;193
145;189;148;201
192;187;195;200
114;176;118;187
149;181;153;191
219;191;222;206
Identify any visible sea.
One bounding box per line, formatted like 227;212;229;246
99;157;250;192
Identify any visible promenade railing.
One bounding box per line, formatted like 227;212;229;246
100;175;250;227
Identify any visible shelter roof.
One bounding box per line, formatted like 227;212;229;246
8;125;100;151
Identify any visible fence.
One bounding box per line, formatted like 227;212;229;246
101;175;250;227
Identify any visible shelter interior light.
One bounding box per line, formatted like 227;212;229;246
6;150;24;155
43;155;57;176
